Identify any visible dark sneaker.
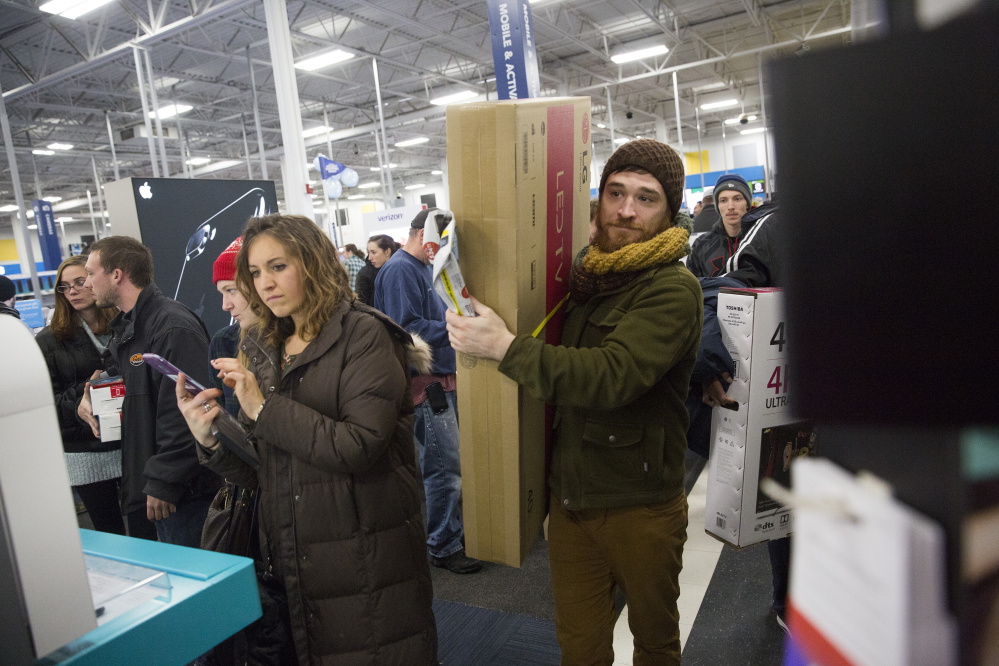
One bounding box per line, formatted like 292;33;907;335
432;549;483;574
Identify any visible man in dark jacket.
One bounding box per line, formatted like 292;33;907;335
725;202;783;288
0;275;23;321
692;192;720;233
447;139;701;665
79;236;219;546
687;202;790;632
374;210;481;574
687;174;753;277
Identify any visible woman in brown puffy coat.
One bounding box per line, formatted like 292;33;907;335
177;213;437;665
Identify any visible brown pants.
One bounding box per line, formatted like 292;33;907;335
548;492;688;666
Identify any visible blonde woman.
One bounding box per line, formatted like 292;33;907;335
176;214;437;665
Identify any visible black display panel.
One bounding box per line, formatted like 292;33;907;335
128;178;277;337
768;9;999;426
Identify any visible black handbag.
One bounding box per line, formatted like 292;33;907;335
200;481;257;556
198;484;294;666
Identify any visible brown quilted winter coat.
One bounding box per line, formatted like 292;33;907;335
201;299;437;665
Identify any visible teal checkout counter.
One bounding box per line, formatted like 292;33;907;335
37;530;261;666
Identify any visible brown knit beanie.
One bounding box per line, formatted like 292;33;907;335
599;139;685;223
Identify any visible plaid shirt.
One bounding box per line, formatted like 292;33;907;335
343;255;365;292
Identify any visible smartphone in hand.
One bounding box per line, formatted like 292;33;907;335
141;353;208;396
141;353;260;469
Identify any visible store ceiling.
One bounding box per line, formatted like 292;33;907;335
0;0;853;222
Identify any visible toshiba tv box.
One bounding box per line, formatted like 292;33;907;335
705;288;814;548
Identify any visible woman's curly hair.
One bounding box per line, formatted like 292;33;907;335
236;214;351;348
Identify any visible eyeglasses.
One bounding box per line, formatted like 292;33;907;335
56;278;88;293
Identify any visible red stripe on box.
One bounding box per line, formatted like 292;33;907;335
545;104;574;346
787;602;856;666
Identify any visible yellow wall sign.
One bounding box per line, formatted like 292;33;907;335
685;150;710;175
0;239;19;262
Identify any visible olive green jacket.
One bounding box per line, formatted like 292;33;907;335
498;261;702;510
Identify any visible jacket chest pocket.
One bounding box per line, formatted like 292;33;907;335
581;420;664;489
580;301;631;346
121;365;152;399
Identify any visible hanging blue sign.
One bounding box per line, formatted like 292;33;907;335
31;199;63;271
486;0;541;100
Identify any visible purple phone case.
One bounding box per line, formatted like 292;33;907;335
141;353;259;469
141;353;208;395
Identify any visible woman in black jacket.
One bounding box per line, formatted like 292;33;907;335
35;255;124;534
355;234;400;305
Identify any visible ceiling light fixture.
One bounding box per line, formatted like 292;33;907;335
186;156;211;166
740;127;766;134
32;149;55;156
39;0;115;20
700;99;739;110
431;170;443;176
27;224;38;230
150;104;192;120
212;159;242;170
404;184;426;190
611;44;668;64
55;216;75;222
596;123;606;129
370;167;381;172
302;125;331;138
430;90;478;106
46;197;63;203
47;143;73;150
347;194;365;200
0;205;18;212
613;137;630;144
358;182;381;189
395;137;430;147
725;115;758;125
295;49;354;71
693;82;728;93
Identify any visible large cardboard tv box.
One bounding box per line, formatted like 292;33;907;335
705;288;815;548
446;97;591;566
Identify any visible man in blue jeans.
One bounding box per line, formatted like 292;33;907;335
374;208;481;574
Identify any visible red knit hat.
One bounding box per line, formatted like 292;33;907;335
213;236;242;284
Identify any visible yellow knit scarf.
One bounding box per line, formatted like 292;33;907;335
582;226;689;275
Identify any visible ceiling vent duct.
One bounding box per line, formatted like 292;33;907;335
120;124;179;142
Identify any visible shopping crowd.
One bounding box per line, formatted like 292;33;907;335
10;137;784;666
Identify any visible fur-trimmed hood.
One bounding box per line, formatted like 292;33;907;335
406;333;433;376
351;300;433;375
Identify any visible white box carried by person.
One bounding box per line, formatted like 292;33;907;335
704;288;815;548
89;377;124;443
89;378;124;415
97;412;122;444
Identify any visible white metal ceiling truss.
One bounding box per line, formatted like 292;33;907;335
0;0;851;215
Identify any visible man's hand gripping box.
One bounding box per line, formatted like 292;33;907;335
704;288;815;548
